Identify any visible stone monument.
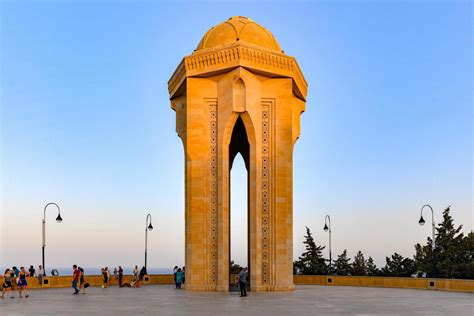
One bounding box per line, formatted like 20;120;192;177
168;16;307;292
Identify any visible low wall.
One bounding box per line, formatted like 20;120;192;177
1;274;472;292
293;275;474;293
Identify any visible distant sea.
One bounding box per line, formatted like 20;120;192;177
0;267;172;276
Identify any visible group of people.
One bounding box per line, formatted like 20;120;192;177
2;264;250;296
71;265;86;295
1;267;32;299
99;265;147;289
173;266;185;289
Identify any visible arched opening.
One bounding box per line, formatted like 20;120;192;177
229;116;250;291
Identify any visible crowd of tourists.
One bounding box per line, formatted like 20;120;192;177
2;264;250;298
1;264;149;298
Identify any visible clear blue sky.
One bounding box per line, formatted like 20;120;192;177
1;0;472;270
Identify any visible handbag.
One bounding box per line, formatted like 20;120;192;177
84;282;90;288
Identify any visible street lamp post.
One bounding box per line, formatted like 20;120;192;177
145;213;153;269
419;204;437;278
323;215;332;275
42;202;62;274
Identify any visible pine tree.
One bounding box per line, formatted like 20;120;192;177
334;249;351;275
413;206;472;279
434;206;467;278
293;226;327;275
413;241;434;276
381;252;415;277
365;256;379;276
456;231;474;279
352;250;366;276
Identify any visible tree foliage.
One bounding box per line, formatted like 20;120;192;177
352;250;366;276
365;256;379;276
293;206;473;279
381;252;415;277
414;206;473;278
293;226;327;275
334;249;351;275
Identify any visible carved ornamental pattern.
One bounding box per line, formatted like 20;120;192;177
208;99;218;285
261;98;274;285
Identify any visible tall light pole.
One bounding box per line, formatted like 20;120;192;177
145;213;153;269
419;204;438;277
323;215;332;275
419;205;435;249
42;202;62;274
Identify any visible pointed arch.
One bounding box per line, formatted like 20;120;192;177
233;78;246;112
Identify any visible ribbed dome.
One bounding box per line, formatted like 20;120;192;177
196;16;282;52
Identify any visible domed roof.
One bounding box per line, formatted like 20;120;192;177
196;16;282;52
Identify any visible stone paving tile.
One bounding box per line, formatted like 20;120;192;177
0;285;472;315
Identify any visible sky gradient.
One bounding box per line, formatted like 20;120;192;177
1;0;472;270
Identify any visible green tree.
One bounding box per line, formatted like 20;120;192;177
381;252;415;277
434;206;469;278
413;240;434;276
230;261;241;274
351;250;366;276
294;226;327;275
365;256;379;276
456;232;474;279
413;206;473;279
334;249;351;275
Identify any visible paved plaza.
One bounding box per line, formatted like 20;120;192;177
1;285;472;315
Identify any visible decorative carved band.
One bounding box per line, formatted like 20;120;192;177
208;99;218;285
185;46;294;72
261;98;274;285
168;42;307;100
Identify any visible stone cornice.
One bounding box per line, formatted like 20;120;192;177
168;42;308;101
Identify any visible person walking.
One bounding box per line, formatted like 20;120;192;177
78;267;86;294
118;266;123;286
17;267;29;298
37;265;44;284
238;267;247;297
1;269;14;299
72;265;80;295
175;268;183;289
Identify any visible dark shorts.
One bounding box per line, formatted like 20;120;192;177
3;281;12;288
104;277;108;282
